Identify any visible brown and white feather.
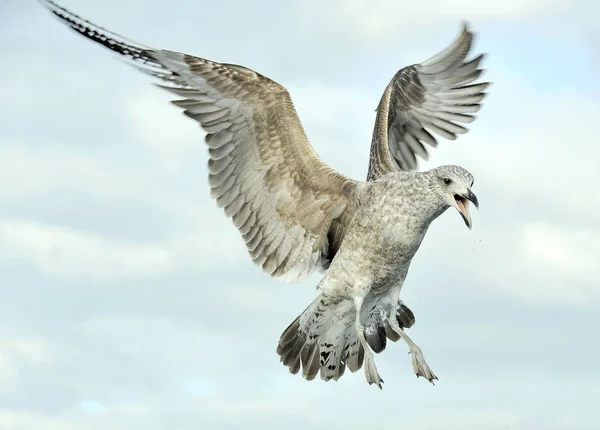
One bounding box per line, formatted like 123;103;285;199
41;0;357;282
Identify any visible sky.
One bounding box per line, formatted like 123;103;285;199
0;0;599;429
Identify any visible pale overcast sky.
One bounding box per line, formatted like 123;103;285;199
0;0;599;429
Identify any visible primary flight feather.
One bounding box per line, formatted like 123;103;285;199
40;0;489;388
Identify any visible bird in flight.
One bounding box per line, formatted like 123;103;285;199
40;0;488;388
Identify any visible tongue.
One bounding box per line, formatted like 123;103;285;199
456;199;471;229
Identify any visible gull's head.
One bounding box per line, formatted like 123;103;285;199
431;165;479;229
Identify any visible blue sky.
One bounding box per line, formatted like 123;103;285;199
0;0;599;429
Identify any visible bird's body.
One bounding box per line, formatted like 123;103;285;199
278;167;474;387
39;0;488;388
328;173;444;298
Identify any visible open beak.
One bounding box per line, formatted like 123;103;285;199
453;189;479;229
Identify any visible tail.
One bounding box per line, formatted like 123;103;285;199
276;294;416;382
277;294;358;382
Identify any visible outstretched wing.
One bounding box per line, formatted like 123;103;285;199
367;24;489;180
41;0;357;282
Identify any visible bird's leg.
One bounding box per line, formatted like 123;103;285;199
384;285;415;330
354;295;384;389
388;285;402;327
386;287;437;384
390;321;438;384
400;329;437;384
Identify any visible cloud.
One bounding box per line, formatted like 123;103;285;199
285;0;574;54
520;222;600;300
1;0;599;429
0;335;53;383
122;89;205;169
0;220;175;280
0;142;251;281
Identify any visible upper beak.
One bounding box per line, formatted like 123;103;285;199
465;189;479;210
454;188;479;230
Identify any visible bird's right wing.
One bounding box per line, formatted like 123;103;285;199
41;0;358;282
367;24;489;179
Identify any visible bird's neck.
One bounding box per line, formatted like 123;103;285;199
417;172;451;224
387;171;449;225
354;173;449;237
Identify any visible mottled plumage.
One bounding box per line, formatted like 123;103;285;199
40;0;488;388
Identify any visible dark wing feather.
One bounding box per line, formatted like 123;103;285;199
367;24;489;179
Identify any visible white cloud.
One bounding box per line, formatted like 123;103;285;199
0;220;175;280
122;89;205;172
286;0;573;50
0;138;250;281
0;335;53;383
1;0;599;429
0;147;147;200
285;83;375;178
0;217;253;281
456;92;600;225
521;222;600;295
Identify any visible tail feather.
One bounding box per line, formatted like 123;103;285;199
318;313;352;381
300;342;320;380
342;330;364;373
346;342;364;373
284;339;305;369
277;293;417;383
277;318;308;370
277;294;354;382
278;317;301;348
289;355;301;375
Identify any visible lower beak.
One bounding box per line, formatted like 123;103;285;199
454;189;479;230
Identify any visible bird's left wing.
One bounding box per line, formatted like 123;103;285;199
367;24;490;180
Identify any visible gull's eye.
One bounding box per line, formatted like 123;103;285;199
443;178;452;185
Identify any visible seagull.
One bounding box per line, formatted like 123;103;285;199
40;0;488;388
